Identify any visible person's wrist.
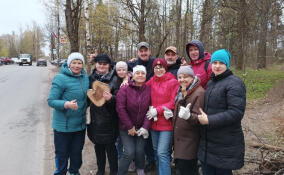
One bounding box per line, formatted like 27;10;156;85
64;101;69;109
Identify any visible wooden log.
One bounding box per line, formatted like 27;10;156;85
250;141;284;152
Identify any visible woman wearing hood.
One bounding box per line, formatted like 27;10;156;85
47;52;89;175
87;54;120;175
186;40;212;89
146;58;179;175
173;65;205;175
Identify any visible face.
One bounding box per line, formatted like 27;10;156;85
136;47;151;61
189;46;200;61
95;62;110;74
116;68;127;78
154;65;166;77
165;51;178;65
178;74;194;88
133;70;146;85
69;59;83;75
212;61;227;76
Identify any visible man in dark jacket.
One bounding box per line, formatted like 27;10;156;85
128;42;155;81
164;46;182;78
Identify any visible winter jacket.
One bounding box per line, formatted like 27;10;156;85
146;72;179;131
167;57;182;78
116;80;151;131
198;70;246;170
186;40;212;89
128;57;155;81
47;62;89;132
87;68;120;144
173;78;205;160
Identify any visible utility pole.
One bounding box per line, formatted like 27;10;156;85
56;0;61;67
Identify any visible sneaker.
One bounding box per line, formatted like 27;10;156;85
136;169;145;175
128;161;135;172
144;162;155;172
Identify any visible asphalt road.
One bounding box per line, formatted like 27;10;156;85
0;63;51;174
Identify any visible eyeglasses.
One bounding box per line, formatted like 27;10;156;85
154;66;165;71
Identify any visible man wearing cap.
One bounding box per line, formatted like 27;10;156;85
128;42;155;81
164;46;184;78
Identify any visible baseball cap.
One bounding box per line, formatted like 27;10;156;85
165;46;177;54
137;42;150;50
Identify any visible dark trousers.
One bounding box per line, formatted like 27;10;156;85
95;142;118;173
53;129;86;175
145;131;155;163
118;130;146;175
175;159;198;175
201;163;233;175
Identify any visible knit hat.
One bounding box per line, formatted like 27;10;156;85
94;54;111;64
67;52;85;67
133;65;146;75
152;58;168;71
177;65;195;77
115;61;128;70
211;49;231;69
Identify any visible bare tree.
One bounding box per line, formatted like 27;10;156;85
65;0;83;52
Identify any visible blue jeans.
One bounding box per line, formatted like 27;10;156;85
201;162;232;175
115;136;123;160
151;130;172;175
118;130;146;175
53;129;86;175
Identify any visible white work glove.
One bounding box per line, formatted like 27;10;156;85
137;127;149;139
163;106;173;120
146;106;158;121
178;103;191;120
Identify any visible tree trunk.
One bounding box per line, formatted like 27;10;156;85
138;0;146;42
200;0;214;51
65;0;82;52
235;0;247;70
84;0;92;74
175;0;182;51
257;0;271;69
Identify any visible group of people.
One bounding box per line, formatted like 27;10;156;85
48;39;246;175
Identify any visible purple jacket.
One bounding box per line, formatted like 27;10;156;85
116;80;151;131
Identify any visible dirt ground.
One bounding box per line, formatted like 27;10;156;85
46;65;284;175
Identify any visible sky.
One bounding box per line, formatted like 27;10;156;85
0;0;46;35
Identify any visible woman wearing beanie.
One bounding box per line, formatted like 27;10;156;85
186;39;212;89
47;52;89;175
173;65;205;175
116;65;151;175
197;49;246;175
87;54;120;175
146;58;179;175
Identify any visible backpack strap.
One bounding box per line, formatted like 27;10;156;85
204;60;210;73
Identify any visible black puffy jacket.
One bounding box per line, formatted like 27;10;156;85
87;69;120;144
198;70;246;170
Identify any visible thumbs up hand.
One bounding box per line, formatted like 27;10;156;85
178;103;191;120
198;108;209;125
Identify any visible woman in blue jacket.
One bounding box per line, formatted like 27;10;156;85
197;49;246;175
48;52;89;175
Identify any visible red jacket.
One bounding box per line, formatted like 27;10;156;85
189;52;212;89
146;72;179;131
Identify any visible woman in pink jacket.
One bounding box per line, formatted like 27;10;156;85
146;58;179;175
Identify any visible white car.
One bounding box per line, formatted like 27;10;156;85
11;57;20;64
